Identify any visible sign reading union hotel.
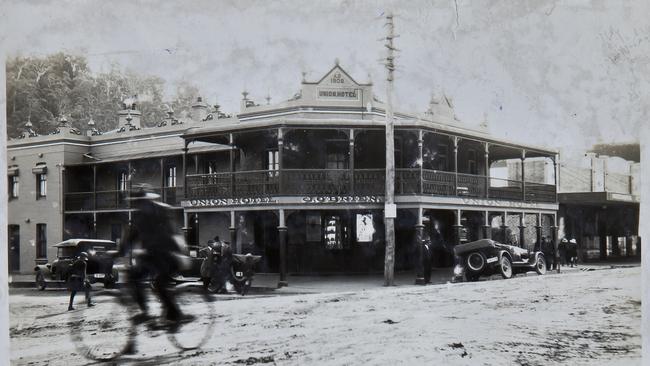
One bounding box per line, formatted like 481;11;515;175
183;195;383;207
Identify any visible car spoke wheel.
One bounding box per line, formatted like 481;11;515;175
499;256;513;279
35;272;46;291
535;255;547;275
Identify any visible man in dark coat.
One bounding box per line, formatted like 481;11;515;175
558;238;568;267
422;234;433;284
541;237;555;271
68;252;94;311
119;186;186;323
568;239;578;267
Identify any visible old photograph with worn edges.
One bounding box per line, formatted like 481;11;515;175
1;1;647;365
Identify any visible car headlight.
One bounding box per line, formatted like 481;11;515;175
453;265;464;276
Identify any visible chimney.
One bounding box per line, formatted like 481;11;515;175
118;101;141;130
191;96;209;122
240;90;250;112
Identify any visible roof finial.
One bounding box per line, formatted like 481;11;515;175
265;94;271;105
242;90;249;100
301;71;307;82
334;58;340;66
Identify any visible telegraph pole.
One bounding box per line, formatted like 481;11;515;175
383;13;397;286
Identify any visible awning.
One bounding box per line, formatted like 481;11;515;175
69;143;229;166
558;192;640;205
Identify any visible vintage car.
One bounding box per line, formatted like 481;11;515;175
34;239;119;290
453;239;546;282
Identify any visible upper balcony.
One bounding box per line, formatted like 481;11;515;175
182;126;558;204
185;168;556;203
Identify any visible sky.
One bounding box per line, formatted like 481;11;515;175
1;0;649;159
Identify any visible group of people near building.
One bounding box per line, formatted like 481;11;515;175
199;236;233;293
540;236;579;270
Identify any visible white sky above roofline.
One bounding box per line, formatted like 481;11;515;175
2;0;648;161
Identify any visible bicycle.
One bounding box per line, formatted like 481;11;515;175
68;254;217;361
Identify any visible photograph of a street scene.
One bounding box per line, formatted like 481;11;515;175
1;1;648;365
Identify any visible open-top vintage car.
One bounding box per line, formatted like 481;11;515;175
34;239;119;290
453;239;546;282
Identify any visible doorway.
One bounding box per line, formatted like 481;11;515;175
8;225;20;272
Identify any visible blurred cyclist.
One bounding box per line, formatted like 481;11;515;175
117;184;190;329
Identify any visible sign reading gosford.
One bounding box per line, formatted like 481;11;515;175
302;196;382;204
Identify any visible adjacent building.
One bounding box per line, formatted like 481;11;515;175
557;152;641;261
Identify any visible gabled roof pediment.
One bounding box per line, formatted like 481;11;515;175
312;63;363;87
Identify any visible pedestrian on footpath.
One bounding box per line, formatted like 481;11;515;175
541;237;554;271
559;238;568;267
68;252;94;311
569;238;578;267
422;234;432;284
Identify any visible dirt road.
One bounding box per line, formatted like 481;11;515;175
10;267;641;365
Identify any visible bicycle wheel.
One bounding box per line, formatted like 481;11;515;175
167;282;217;351
69;288;137;361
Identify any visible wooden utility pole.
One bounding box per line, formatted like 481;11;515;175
383;13;397;286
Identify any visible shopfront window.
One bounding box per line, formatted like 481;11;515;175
356;214;375;242
324;215;343;250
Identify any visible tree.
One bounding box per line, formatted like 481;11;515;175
6;53;200;137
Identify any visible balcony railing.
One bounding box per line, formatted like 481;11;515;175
64;192;94;211
65;170;557;212
96;190;129;210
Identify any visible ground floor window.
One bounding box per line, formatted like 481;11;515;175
355;214;375;242
324;215;344;250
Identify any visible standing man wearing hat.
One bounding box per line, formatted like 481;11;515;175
568;239;579;267
558;238;568;267
68;252;95;311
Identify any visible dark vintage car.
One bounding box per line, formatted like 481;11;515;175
453;239;546;282
34;239;119;290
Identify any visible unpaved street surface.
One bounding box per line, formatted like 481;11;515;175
10;267;641;365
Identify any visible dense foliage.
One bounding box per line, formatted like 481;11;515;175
6;53;200;138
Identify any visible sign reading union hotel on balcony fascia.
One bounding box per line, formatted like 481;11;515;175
182;195;383;207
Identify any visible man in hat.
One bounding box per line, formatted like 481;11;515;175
558;238;568;267
118;184;187;325
568;238;578;267
68;252;94;311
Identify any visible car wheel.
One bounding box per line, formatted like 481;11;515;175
35;272;46;291
466;252;486;273
535;255;547;275
499;256;513;279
